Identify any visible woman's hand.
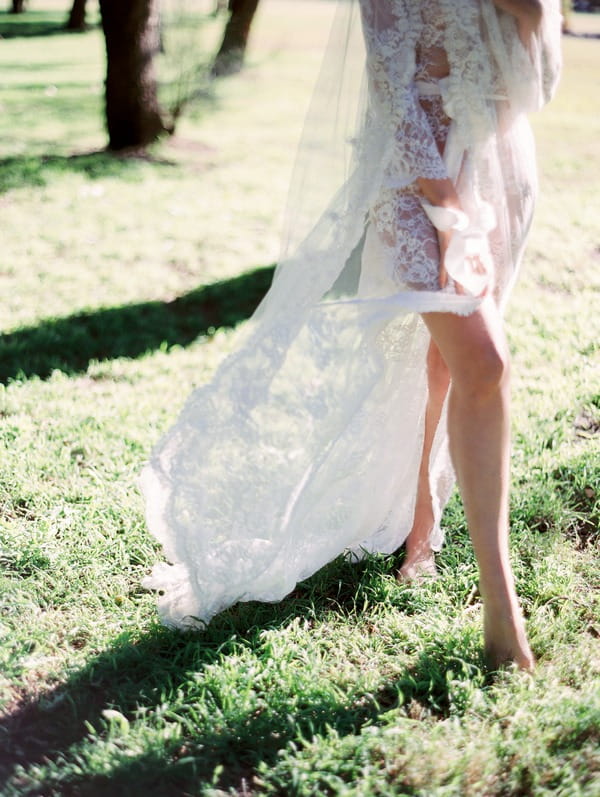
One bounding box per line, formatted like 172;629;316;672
417;176;462;288
418;178;494;296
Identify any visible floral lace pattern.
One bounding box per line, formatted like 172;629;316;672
371;95;451;292
359;0;450;184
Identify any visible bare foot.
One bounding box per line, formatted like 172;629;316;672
397;552;437;583
400;491;436;584
483;604;535;672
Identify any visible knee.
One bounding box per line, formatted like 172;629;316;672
452;340;510;402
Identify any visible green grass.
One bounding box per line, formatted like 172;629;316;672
1;2;599;795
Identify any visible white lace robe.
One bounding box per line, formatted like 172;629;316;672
141;0;562;629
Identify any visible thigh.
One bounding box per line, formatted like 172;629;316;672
422;296;510;389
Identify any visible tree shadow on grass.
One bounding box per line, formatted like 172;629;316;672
0;266;275;384
0;150;178;194
0;11;96;38
564;30;600;40
0;555;480;796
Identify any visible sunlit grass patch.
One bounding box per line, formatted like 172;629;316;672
0;1;598;795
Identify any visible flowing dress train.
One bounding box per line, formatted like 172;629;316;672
141;0;561;629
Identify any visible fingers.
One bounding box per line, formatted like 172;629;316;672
439;262;448;289
444;252;491;297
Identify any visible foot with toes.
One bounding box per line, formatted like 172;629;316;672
399;499;437;583
483;600;534;672
397;552;437;583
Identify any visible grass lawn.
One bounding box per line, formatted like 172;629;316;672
0;1;599;795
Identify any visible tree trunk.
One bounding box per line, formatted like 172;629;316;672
66;0;87;31
212;0;261;77
10;0;26;13
99;0;170;151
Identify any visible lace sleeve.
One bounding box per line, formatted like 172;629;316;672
359;0;448;185
523;0;562;108
480;0;562;114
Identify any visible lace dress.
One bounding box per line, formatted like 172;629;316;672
141;0;562;629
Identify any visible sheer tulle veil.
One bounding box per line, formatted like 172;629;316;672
141;0;562;629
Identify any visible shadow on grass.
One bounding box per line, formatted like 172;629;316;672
564;30;600;39
0;266;276;384
0;11;96;38
0;555;478;796
0;150;178;194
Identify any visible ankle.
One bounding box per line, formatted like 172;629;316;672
406;510;434;549
479;579;520;613
405;544;434;563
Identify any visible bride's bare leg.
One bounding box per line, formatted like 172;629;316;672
422;297;534;671
399;341;450;580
